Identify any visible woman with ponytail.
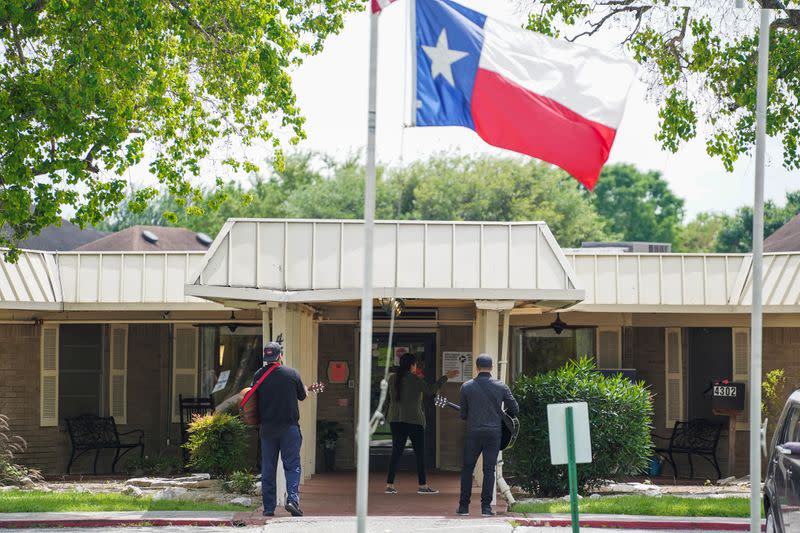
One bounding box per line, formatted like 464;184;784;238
385;353;459;495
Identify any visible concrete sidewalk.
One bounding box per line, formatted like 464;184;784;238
0;510;243;528
0;512;768;530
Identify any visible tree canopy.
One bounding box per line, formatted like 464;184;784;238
0;0;360;259
105;153;668;248
522;1;800;174
589;164;685;245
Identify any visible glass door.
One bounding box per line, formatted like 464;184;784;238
369;333;437;471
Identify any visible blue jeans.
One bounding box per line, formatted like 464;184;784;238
459;431;500;508
260;425;302;513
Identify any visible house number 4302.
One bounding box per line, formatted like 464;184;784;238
713;385;737;397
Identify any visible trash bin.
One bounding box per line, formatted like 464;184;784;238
648;456;663;477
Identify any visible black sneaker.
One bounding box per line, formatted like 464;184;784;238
262;511;274;517
418;486;439;494
456;506;469;516
285;501;304;517
481;507;496;516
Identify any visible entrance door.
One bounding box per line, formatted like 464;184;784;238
688;328;732;424
369;333;437;472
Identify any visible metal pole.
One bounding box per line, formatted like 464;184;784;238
356;11;379;533
566;406;580;533
750;8;771;533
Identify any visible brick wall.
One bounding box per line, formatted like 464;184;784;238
0;325;63;474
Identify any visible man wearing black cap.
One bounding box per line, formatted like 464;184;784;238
254;341;307;517
457;353;518;517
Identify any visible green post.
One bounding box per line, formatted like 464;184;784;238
565;406;580;533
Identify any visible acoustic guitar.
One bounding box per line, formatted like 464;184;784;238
434;393;520;450
240;381;325;426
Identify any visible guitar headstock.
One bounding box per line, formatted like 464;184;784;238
434;394;448;408
309;381;325;394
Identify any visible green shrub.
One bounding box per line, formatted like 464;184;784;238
183;414;248;477
506;358;653;496
223;470;256;494
0;414;42;486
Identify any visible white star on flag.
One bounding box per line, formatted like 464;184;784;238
422;29;469;86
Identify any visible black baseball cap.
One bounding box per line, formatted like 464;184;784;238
263;342;282;362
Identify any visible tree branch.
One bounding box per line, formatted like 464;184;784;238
10;24;26;65
568;4;649;42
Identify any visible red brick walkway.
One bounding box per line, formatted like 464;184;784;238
263;471;508;518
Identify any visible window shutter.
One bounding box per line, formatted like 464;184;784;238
40;325;59;426
665;327;684;429
172;325;198;422
596;327;621;369
732;328;750;426
109;325;128;424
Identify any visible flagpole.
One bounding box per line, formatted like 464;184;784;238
356;10;379;533
749;7;771;533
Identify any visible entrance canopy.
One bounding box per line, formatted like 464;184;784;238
185;219;584;311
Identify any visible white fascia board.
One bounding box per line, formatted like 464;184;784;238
62;302;227;312
191;219;236;285
185;284;586;305
539;224;581;290
0;302;63;311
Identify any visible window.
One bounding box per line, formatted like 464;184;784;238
779;407;800;445
59;324;103;421
200;326;263;405
513;327;594;378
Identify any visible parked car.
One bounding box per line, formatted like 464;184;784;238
765;390;800;533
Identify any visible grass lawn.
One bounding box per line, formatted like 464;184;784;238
511;495;762;518
0;490;256;513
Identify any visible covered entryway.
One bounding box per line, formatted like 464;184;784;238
184;219;585;504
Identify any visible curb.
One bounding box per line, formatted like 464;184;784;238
515;518;767;531
0;518;240;529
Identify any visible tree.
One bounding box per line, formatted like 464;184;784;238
715;191;800;252
105;153;619;247
521;1;800;174
0;0;360;259
100;152;326;235
589;163;684;245
675;212;730;252
384;155;616;247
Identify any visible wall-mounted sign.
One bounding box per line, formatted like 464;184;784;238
327;361;349;384
442;351;472;383
211;370;230;393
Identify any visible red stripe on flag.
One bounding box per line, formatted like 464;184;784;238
470;68;616;190
371;0;394;13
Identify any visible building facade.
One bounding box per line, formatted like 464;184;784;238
2;219;798;480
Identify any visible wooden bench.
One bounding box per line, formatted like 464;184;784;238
653;419;723;479
65;415;144;474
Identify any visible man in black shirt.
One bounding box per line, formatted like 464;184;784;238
253;341;307;517
457;353;519;517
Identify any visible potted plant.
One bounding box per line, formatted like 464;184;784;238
317;420;342;472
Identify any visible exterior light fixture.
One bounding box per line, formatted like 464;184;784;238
227;311;238;333
550;313;567;335
379;298;404;317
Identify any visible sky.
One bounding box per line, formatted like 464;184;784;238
127;0;798;221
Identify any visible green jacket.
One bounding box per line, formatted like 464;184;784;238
385;372;448;427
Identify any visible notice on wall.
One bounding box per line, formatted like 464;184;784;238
442;351;472;383
394;346;409;366
212;370;231;393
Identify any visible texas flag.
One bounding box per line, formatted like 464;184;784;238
413;0;637;190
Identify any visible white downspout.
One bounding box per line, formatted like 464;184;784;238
497;308;515;506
